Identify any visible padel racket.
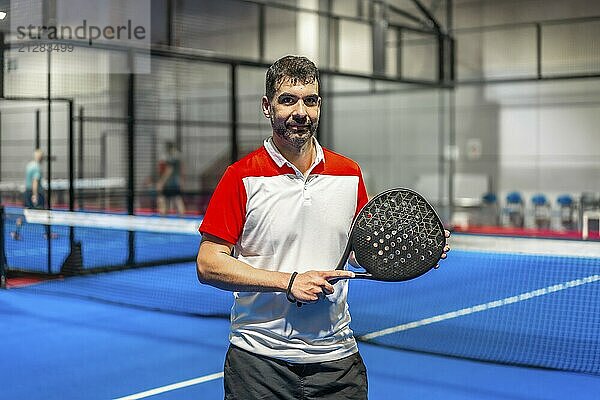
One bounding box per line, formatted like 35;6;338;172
334;188;446;282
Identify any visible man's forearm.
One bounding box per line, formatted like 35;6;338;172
197;246;290;293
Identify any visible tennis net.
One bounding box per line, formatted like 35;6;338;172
1;207;599;374
1;206;200;275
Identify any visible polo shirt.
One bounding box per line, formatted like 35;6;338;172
200;137;368;363
25;161;42;190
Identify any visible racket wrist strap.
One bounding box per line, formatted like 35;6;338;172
286;271;299;303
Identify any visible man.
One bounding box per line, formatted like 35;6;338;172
197;56;449;399
12;149;45;240
25;149;45;209
157;141;186;215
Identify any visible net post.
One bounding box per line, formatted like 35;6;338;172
0;111;2;179
68;100;75;249
78;106;84;210
60;241;83;276
0;31;4;99
0;205;7;289
46;51;53;274
127;50;136;265
230;64;238;164
35;109;41;149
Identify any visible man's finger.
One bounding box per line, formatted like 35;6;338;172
322;270;355;279
322;282;335;295
305;295;319;303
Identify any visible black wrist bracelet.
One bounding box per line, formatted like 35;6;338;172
286;272;299;303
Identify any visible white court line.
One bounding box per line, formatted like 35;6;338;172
113;372;223;400
360;274;600;341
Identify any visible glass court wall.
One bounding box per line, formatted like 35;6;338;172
1;0;599;239
449;0;600;238
0;0;452;218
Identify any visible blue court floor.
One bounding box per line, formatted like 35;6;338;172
2;288;599;400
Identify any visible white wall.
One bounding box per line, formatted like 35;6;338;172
492;81;600;198
452;0;600;207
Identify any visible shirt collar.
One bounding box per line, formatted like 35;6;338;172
264;136;325;169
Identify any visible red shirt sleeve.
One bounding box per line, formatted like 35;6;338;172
199;166;247;245
356;167;369;215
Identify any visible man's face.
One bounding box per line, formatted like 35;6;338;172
263;77;321;150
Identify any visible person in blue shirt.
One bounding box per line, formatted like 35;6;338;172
11;149;45;240
24;149;45;209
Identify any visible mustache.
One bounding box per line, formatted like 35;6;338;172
286;120;318;131
285;123;313;128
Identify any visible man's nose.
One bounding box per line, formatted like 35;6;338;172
292;101;308;122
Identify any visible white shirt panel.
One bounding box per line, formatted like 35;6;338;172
230;173;359;363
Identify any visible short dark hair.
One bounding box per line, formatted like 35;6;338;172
265;55;320;100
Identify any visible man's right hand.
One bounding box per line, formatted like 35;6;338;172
290;270;355;304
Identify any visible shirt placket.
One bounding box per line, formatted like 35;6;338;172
286;161;319;205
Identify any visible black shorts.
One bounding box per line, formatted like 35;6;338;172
223;344;368;400
24;190;45;209
160;187;181;198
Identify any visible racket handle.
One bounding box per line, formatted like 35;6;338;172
352;273;374;279
328;272;373;284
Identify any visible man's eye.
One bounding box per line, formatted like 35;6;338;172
281;97;295;105
304;97;318;106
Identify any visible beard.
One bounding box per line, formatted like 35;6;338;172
272;117;319;150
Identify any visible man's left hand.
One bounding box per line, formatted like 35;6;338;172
434;229;451;269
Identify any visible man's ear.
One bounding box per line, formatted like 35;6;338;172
261;96;271;119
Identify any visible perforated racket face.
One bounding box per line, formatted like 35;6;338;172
352;188;446;281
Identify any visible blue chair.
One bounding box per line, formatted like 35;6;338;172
482;193;497;204
531;194;548;206
504;191;524;228
557;194;575;230
531;194;550;229
506;191;523;205
480;192;499;226
557;194;573;207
